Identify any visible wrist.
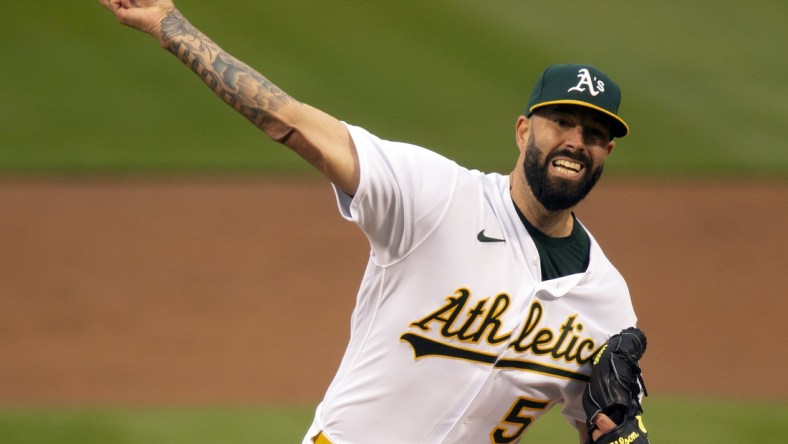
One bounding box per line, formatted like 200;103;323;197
156;7;187;49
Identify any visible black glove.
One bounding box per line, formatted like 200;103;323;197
582;327;649;443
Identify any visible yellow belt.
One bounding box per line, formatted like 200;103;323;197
315;432;332;444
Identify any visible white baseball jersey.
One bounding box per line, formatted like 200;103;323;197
303;124;638;444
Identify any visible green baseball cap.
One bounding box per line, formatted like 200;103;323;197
526;64;629;138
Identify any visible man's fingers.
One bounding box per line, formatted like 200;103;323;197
591;413;617;440
100;0;142;14
99;0;123;15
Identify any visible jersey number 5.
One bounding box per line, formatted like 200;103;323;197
490;396;550;443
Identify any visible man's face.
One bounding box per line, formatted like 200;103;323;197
522;106;614;211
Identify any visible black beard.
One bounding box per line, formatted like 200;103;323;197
523;134;604;211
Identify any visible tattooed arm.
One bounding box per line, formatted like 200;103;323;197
100;0;359;194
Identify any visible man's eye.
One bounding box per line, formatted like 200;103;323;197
586;128;602;137
585;128;609;143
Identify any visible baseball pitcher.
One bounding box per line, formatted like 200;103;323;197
99;1;650;443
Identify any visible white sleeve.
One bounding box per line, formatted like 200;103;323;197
334;124;459;266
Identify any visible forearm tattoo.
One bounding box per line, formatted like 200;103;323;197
160;9;296;135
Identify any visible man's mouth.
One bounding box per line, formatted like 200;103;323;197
551;158;584;176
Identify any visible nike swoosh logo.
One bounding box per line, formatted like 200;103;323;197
477;229;505;243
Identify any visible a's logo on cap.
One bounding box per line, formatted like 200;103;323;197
567;68;605;97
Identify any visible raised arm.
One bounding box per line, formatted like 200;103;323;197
100;0;359;194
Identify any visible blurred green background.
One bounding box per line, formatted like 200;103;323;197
2;0;788;176
1;397;787;443
1;1;787;442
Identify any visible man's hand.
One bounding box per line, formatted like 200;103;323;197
582;327;649;443
99;0;175;41
578;414;617;443
591;413;617;441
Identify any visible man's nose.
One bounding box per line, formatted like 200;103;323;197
564;125;586;149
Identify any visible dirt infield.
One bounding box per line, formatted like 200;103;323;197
1;178;786;406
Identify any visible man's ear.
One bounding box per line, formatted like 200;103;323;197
515;115;531;153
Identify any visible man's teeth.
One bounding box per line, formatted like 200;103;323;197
553;159;582;172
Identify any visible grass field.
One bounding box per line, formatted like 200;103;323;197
2;1;788;176
1;397;787;443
